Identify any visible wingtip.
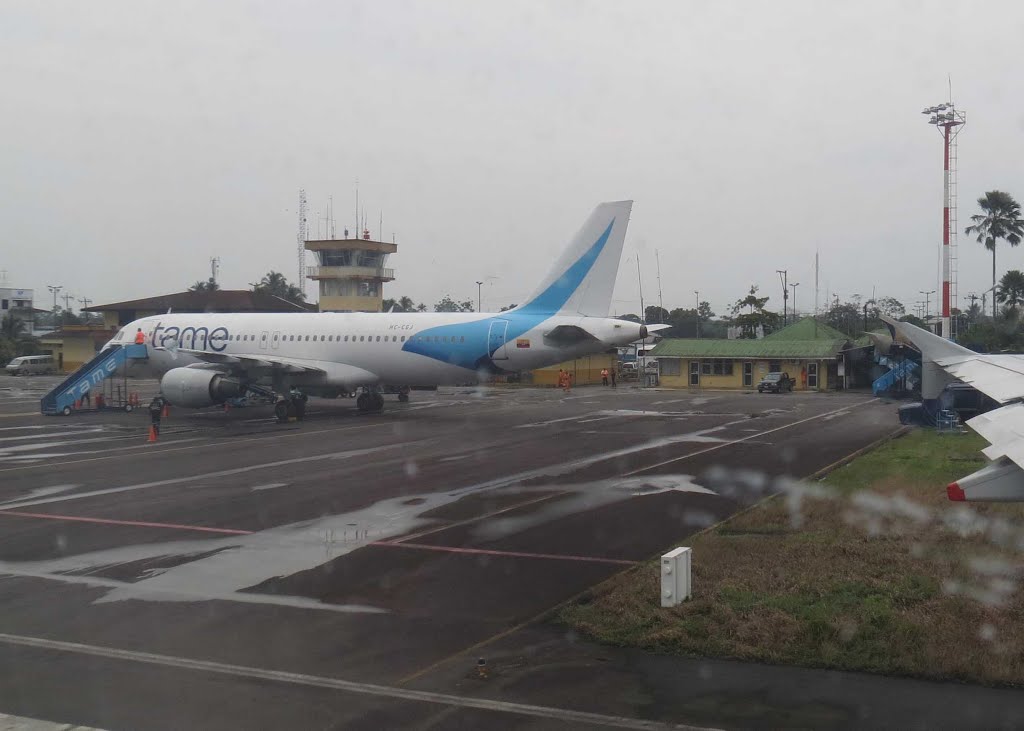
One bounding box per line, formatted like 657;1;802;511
947;481;967;501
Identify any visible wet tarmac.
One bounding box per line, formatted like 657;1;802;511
3;375;1020;729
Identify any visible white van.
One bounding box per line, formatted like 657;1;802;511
5;355;57;376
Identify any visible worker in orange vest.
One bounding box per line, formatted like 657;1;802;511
134;328;145;345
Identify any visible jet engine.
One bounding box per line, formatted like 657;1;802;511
161;368;244;408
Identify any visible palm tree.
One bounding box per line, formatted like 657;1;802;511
996;269;1024;318
189;278;220;292
965;190;1024;318
251;271;306;305
398;296;415;312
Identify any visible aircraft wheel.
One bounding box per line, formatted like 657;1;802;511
274;400;290;423
356;393;371;412
398;392;409;403
373;393;385;411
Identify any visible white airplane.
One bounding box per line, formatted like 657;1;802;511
884;316;1024;502
108;201;656;422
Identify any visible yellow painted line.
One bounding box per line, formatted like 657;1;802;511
0;412;40;418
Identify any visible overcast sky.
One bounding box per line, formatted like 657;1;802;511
4;1;1024;319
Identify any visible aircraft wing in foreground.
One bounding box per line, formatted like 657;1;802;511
883;316;1024;501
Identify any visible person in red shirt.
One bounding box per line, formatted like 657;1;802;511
134;328;145;345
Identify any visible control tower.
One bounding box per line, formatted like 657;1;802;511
304;228;396;312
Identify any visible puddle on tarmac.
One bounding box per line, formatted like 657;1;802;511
0;470;717;615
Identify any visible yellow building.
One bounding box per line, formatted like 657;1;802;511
650;318;862;391
39;326;113;373
523;352;618;386
305;235;396;312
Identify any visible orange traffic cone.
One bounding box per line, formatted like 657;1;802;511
147;425;158;443
74;399;81;410
162;403;169;418
223;402;230;412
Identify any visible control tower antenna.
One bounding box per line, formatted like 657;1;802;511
210;256;220;284
297;189;308;295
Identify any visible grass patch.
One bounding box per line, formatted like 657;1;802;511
559;428;1024;685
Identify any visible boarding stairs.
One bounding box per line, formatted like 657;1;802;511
872;357;920;397
40;344;149;415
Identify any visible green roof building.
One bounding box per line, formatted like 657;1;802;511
648;318;868;391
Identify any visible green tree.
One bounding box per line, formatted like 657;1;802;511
251;271;306;305
434;295;474;312
189;278;220;292
996;269;1024;318
730;286;779;338
876;296;905;319
965;190;1024;318
645;306;670;324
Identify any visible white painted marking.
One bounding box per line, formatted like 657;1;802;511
250;482;288;491
0;634;718;731
0;712;109;730
0;442;422;510
624;400;878;476
16;484;81;501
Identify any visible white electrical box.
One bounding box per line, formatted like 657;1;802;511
661;547;692;607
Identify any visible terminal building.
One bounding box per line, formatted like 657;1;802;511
650;318;874;391
305;230;396;312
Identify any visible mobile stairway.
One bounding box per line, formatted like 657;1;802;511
40;344;149;415
871;357;919;397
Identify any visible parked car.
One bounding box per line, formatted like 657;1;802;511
757;371;793;393
5;355;57;376
618;362;638;380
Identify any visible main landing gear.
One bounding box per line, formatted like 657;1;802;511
356;388;385;414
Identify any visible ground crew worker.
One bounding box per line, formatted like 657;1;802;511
601;368;609;386
289;387;308;420
134;328;145;345
149;395;164;436
610;368;617;388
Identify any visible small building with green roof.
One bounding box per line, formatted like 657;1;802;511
648;318;867;391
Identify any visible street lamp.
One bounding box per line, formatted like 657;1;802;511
475;281;483;313
789;283;800;321
919;289;936;319
47;285;62;315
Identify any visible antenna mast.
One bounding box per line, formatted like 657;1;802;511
655;249;664;322
297;189;307;296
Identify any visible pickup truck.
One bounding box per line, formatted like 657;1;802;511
757;372;794;393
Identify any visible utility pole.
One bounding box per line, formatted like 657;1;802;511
60;292;75;312
694;290;700;339
789;283;800;321
475;281;483;313
78;296;92;309
776;270;788;326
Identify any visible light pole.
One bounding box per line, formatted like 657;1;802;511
789;283;799;321
923;100;966;338
475;281;483;313
694;290;700;339
47;285;62;317
919;289;936;320
776;270;788;326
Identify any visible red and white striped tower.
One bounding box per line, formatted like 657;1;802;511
924;102;965;340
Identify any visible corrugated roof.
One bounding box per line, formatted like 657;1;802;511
84;290;316;313
762;317;849;341
650;338;848;359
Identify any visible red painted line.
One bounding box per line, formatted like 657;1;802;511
371;541;637;566
0;510;254;536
